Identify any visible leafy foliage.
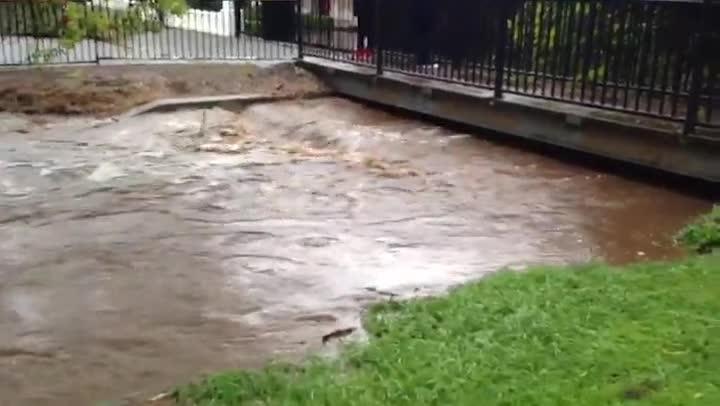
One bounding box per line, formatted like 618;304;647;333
676;206;720;254
303;14;334;31
0;0;187;50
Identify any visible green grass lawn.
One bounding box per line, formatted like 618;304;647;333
176;254;720;405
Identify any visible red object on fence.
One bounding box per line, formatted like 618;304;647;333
353;48;373;62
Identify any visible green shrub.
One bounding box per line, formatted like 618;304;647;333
303;14;334;31
676;205;720;254
243;19;261;35
241;12;334;37
241;2;261;35
0;0;186;49
0;2;64;37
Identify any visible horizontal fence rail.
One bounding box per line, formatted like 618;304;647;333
0;0;297;64
300;0;720;133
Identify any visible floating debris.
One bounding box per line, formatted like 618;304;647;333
196;143;246;154
321;328;356;345
364;287;399;298
148;392;174;402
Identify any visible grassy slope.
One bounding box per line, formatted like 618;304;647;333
177;255;720;405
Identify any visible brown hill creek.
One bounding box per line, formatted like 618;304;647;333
0;97;712;405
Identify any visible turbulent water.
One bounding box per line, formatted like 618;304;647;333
0;98;711;405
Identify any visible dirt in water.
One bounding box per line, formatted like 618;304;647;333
0;97;712;405
0;62;326;116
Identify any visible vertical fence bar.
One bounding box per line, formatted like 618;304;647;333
180;5;187;59
252;2;258;59
539;1;553;96
683;0;709;135
143;4;151;60
90;1;99;63
296;0;303;58
58;2;70;63
173;7;180;60
636;4;655;111
657;10;676;116
235;1;241;58
506;6;519;90
12;1;21;64
580;0;598;103
81;3;90;62
19;0;30;63
669;45;686;119
645;6;660;114
523;1;537;93
515;2;528;93
0;3;6;64
531;1;546;94
262;1;268;59
561;1;575;99
589;1;604;104
240;1;247;59
374;0;382;75
598;1;614;105
481;12;494;86
208;6;215;59
119;5;129;60
215;9;221;60
494;2;509;98
569;1;586;101
162;6;170;60
193;5;199;58
548;1;563;99
704;69;716;126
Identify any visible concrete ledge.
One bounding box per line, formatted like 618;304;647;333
299;57;720;183
120;92;331;118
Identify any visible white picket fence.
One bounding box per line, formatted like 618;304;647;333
0;1;300;64
98;0;239;37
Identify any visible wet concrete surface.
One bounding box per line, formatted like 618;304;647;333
0;98;712;405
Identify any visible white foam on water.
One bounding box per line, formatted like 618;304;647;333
87;162;127;182
0;179;34;197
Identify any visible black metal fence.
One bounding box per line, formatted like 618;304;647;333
1;0;718;133
300;0;720;134
0;0;297;64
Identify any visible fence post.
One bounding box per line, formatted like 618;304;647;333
374;0;383;75
683;0;709;135
90;2;100;63
493;3;509;99
234;0;242;38
296;0;304;59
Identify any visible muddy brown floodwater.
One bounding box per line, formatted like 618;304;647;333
0;97;712;405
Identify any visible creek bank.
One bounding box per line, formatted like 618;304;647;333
0;63;326;116
175;254;720;406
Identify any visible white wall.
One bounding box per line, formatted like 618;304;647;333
92;0;238;37
91;0;361;38
302;0;356;24
166;1;236;36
